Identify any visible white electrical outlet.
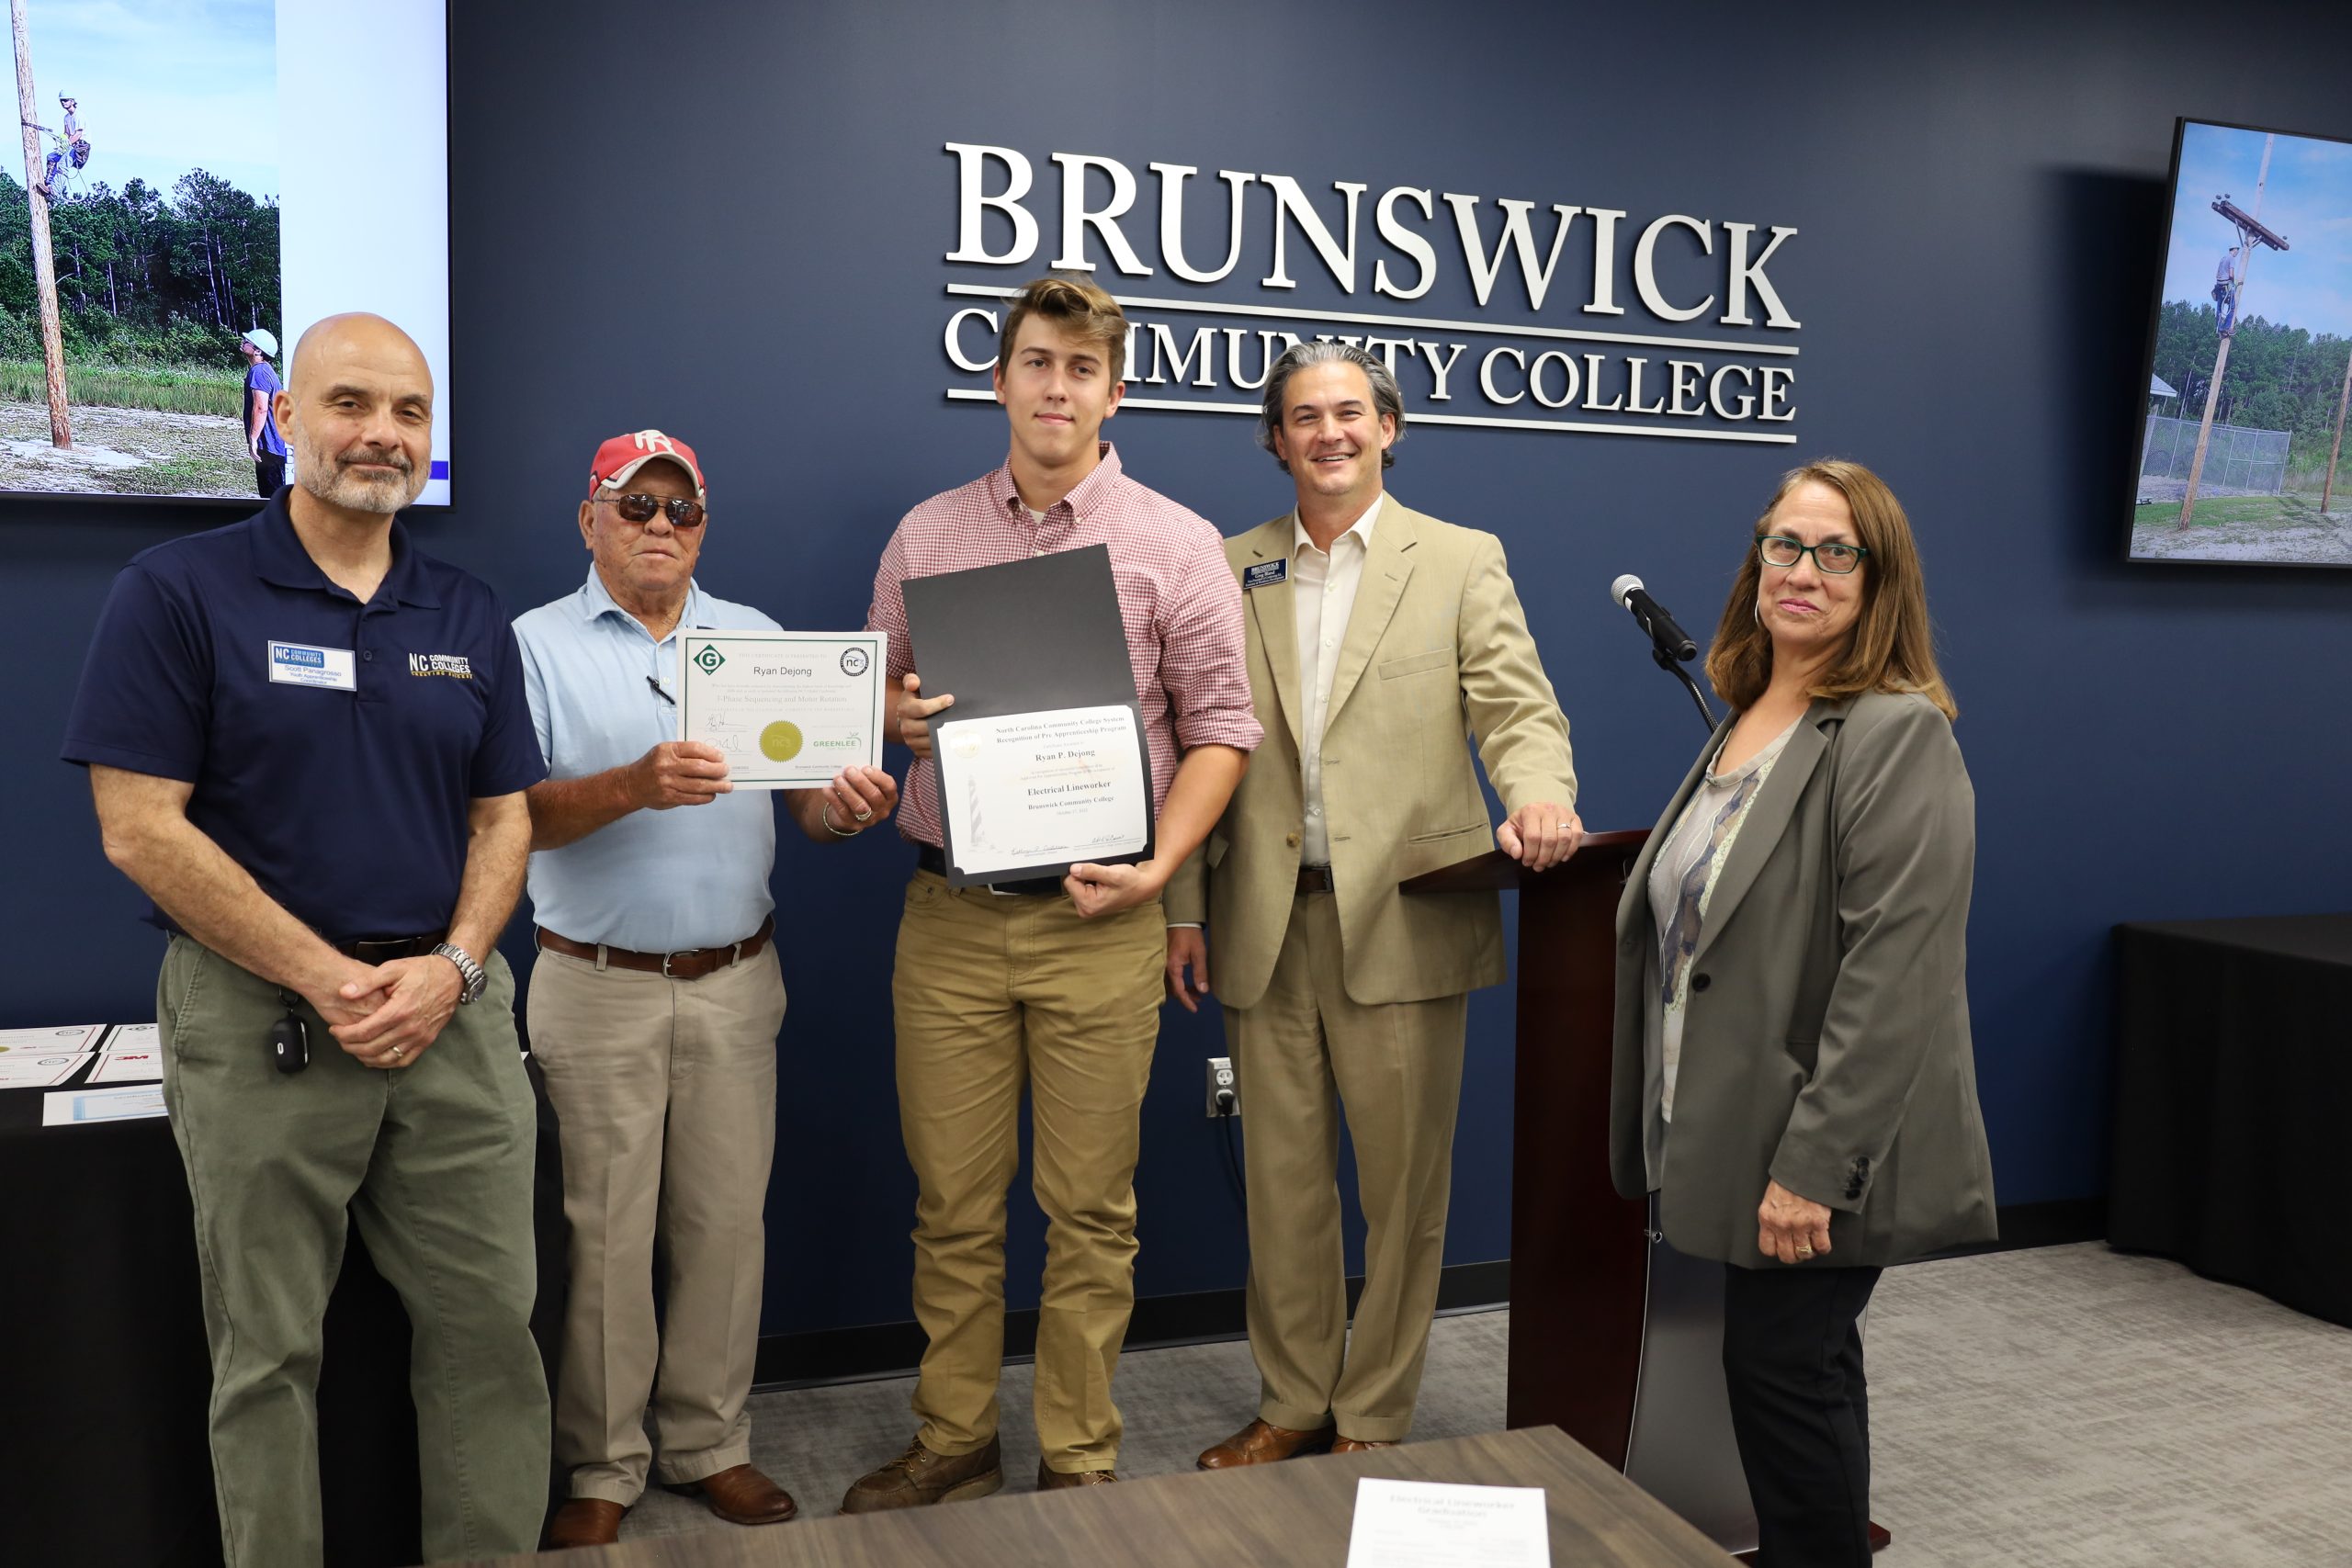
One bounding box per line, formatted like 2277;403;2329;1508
1205;1055;1238;1117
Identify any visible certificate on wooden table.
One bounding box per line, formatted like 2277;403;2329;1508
904;545;1154;886
676;629;885;788
1346;1477;1550;1566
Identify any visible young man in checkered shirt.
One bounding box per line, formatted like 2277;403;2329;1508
846;276;1260;1510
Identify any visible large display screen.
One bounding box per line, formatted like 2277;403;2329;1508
0;0;448;506
2127;118;2352;568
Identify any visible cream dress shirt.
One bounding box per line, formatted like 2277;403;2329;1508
1293;497;1381;867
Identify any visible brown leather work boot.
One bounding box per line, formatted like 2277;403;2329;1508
839;1434;1004;1514
1196;1416;1338;1469
1036;1461;1118;1489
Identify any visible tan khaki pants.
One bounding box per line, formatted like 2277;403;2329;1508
527;938;785;1504
891;870;1165;1473
1222;889;1469;1442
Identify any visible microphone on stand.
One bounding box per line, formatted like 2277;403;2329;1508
1608;574;1716;733
1609;574;1698;662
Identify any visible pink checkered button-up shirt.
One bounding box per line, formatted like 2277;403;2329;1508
867;444;1261;850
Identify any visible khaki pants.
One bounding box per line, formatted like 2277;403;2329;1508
1222;890;1469;1442
155;935;548;1568
891;870;1165;1473
527;939;785;1504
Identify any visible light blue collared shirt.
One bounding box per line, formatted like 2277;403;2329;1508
515;569;780;951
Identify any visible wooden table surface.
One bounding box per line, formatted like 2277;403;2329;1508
466;1426;1733;1567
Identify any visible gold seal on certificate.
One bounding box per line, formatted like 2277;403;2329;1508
676;630;885;788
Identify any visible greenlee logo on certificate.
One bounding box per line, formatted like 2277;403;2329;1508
676;629;885;788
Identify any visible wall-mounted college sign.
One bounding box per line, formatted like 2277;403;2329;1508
940;143;1801;445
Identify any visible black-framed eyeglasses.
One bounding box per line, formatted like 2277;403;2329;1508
1758;535;1868;574
598;492;706;529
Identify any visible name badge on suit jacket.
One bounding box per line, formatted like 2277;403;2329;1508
1242;559;1287;591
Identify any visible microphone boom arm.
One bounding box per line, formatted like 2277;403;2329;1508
1655;646;1718;733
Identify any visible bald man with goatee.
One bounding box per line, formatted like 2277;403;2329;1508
64;314;552;1567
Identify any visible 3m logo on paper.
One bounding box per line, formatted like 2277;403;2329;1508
407;653;474;679
692;645;727;674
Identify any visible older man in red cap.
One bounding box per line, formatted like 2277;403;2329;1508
515;431;899;1548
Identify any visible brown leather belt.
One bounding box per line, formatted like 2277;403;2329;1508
1296;866;1335;894
535;915;775;979
334;931;447;961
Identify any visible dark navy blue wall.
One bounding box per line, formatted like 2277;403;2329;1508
12;0;2352;1338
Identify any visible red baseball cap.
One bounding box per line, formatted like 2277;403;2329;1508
586;429;706;499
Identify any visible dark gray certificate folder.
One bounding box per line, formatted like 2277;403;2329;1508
902;544;1154;886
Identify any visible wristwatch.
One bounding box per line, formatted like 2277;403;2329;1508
431;942;489;1005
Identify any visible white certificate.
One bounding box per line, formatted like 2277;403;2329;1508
44;1083;168;1126
0;1024;105;1055
677;630;885;788
91;1049;165;1085
935;705;1149;878
1345;1478;1551;1568
0;1053;93;1089
89;1024;164;1084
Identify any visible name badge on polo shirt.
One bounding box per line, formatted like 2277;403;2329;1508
1242;559;1287;591
266;640;357;691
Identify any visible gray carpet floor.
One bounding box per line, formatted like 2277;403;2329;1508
606;1243;2352;1564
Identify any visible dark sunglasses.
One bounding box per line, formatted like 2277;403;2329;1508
599;492;707;529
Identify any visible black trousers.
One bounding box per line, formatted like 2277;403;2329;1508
255;454;286;497
1722;1262;1883;1568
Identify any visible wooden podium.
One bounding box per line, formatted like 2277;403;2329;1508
1403;837;1889;1560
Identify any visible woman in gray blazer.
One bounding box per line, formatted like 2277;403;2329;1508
1610;459;1996;1567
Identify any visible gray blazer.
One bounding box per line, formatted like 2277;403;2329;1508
1608;691;1998;1269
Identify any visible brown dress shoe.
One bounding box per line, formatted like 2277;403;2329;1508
544;1497;628;1548
1196;1417;1338;1469
670;1462;797;1526
1330;1437;1399;1453
839;1435;1004;1514
1036;1461;1117;1489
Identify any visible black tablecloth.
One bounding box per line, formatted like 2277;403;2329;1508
0;1051;566;1567
2109;913;2352;1328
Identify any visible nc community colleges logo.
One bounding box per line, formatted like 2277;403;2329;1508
407;653;473;680
693;645;727;675
939;141;1803;446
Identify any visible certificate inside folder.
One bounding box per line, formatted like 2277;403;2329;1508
903;545;1156;886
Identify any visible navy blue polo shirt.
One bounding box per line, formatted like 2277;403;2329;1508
62;495;546;942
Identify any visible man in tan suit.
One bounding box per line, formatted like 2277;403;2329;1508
1168;342;1581;1465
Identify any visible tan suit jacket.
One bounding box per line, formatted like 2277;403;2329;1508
1166;496;1576;1009
1607;692;1999;1268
